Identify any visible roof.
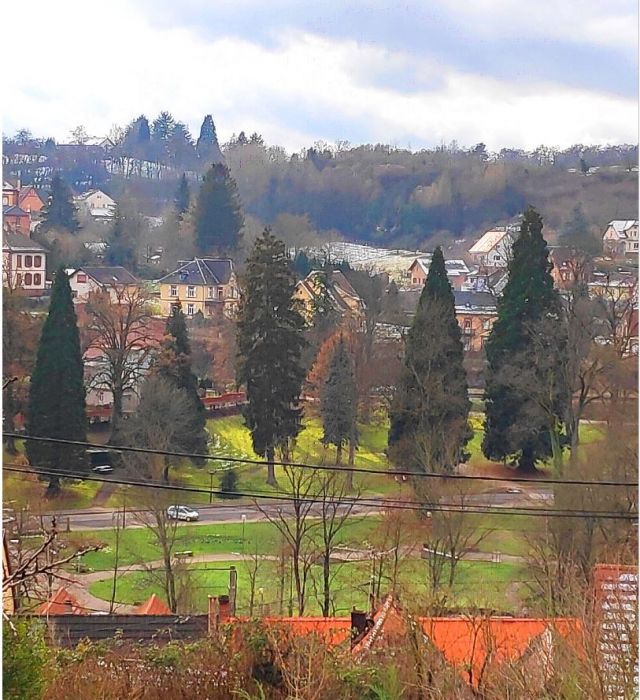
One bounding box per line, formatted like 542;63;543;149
454;290;497;311
3;205;30;218
134;594;172;615
3;232;47;252
75;266;139;285
262;616;353;646
36;587;87;615
608;220;638;238
74;189;115;203
159;258;234;286
410;257;470;276
469;229;510;255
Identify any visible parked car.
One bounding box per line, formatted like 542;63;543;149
92;465;113;474
167;505;200;522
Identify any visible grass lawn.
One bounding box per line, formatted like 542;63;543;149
89;558;528;615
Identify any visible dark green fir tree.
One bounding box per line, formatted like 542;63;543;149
194;163;244;256
174;173;190;218
483;206;565;472
104;207;136;269
389;247;470;475
40;173;79;233
26;267;87;495
196;114;224;163
321;335;357;466
237;229;307;486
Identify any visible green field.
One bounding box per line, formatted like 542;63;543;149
89;557;528;615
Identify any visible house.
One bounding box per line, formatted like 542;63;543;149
468;228;515;269
294;270;366;326
602;220;639;257
74;189;117;222
408;257;470;290
2;232;47;295
2;181;19;207
3;205;31;235
18;185;45;215
67;265;140;304
158;258;239;318
462;267;508;296
549;246;593;290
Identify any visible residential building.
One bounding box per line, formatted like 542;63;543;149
2;181;19;207
294;270;366;326
18;185;45;215
468;227;515;269
67;266;140;304
3;205;31;235
462;267;508;296
158;258;239;318
74;189;117;222
602;220;639;257
548;246;593;290
408;257;470;290
2;232;47;295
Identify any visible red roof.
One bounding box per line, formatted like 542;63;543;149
36;587;87;615
134;594;172;615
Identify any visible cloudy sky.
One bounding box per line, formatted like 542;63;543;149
4;0;638;152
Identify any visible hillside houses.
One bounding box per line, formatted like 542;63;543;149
602;220;639;257
67;265;140;304
74;189;117;222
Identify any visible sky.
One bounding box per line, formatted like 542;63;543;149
3;0;638;152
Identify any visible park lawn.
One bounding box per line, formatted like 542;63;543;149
462;513;537;557
66;515;384;572
89;558;528;615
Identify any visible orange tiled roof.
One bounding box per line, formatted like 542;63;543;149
36;587;87;615
261;616;352;647
134;594;172;615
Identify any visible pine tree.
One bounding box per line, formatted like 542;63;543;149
193;163;244;255
483;206;564;471
196;115;224;163
389;247;470;475
154;302;208;480
104;207;136;269
237;229;307;486
321;336;357;465
26;267;87;495
559;203;599;255
175;174;190;218
40;173;79;233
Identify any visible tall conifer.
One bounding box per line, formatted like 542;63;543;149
40;174;79;233
26;267;87;495
389;247;470;474
174;174;190;218
237;229;307;485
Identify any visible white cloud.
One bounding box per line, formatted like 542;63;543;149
3;0;637;152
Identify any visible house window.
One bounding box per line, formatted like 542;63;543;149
24;255;33;268
16;273;22;286
170;285;178;297
77;273;87;283
217;286;224;299
187;285;196;298
208;287;214;299
34;255;42;267
463;339;471;351
482;319;491;330
33;273;42;286
187;303;195;315
16;255;22;267
464;318;471;328
24;273;32;285
493;254;501;261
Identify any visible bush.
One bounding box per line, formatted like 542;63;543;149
219;468;240;499
3;618;50;700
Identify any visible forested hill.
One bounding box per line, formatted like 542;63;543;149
3;115;638;248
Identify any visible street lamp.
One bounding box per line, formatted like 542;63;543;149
241;514;246;552
209;471;215;504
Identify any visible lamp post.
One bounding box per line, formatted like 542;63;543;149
241;514;246;553
209;471;215;504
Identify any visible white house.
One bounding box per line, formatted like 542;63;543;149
468;228;515;269
602;220;639;257
74;189;117;222
67;266;139;304
407;257;470;290
2;232;47;296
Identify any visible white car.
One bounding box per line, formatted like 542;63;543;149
167;505;200;522
92;465;113;474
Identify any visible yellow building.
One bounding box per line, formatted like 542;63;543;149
158;258;239;318
294;270;365;327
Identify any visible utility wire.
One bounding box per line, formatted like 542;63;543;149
4;465;637;521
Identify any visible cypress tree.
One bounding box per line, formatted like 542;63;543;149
237;229;307;486
389;246;470;474
40;173;79;233
154;302;208;480
26;267;87;495
321;336;357;465
482;206;564;471
174;174;190;218
193;163;244;256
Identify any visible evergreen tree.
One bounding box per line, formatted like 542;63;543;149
40;173;79;233
104;207;137;269
196;114;224;163
389;247;470;475
154;302;208;480
558;203;599;255
136;115;151;144
482;206;564;471
174;174;190;218
237;229;307;485
320;336;357;465
151;111;176;142
26;267;87;495
194;163;244;255
219;468;240;498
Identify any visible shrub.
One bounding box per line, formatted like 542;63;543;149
3;618;50;700
219;468;240;499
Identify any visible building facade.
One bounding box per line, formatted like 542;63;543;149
602;220;639;257
67;266;140;303
2;232;47;295
468;228;515;269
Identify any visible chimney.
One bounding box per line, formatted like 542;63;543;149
219;594;231;622
351;609;368;646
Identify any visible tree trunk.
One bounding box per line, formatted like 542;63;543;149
162;459;170;484
266;446;277;487
45;476;60;497
165;554;177;612
3;386;17;455
347;439;355;490
110;385;124;443
518;445;537;473
322;551;331;617
335;443;342;466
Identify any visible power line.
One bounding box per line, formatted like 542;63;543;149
4;465;637;521
6;432;637;488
